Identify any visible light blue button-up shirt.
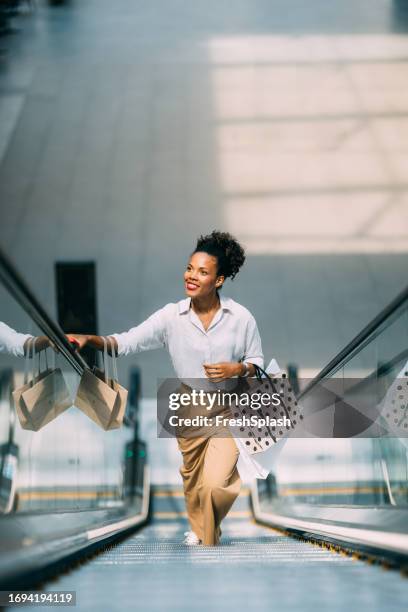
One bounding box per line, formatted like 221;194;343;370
111;295;264;384
111;295;275;480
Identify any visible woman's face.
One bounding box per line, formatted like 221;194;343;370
184;251;224;299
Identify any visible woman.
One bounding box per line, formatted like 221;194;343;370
68;230;264;546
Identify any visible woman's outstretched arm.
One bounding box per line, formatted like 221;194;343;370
66;304;170;356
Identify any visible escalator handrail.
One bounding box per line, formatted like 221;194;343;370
0;248;88;375
298;284;408;399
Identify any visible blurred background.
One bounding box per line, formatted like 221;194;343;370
0;1;407;606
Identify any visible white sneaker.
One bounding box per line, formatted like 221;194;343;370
183;530;202;545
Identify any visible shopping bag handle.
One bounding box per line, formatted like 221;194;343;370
29;337;39;384
101;336;119;384
252;363;273;384
34;342;49;380
108;337;119;383
23;337;35;384
101;336;110;385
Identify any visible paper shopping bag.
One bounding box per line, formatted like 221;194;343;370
13;340;72;431
21;367;72;431
13;338;37;428
75;336;127;430
377;359;408;439
228;364;304;455
91;337;128;429
75;368;118;430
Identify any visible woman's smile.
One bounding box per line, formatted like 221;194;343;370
186;281;200;291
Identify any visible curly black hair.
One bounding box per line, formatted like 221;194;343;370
193;230;246;282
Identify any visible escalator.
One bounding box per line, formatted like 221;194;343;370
9;485;405;612
0;249;150;591
251;285;408;570
0;248;407;610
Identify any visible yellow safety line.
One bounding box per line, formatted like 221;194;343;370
279;485;396;496
18;491;117;500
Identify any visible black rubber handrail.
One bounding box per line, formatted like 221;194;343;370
298;284;408;399
0;248;87;375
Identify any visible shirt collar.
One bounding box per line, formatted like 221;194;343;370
178;295;234;314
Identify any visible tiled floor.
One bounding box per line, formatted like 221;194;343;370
0;1;407;387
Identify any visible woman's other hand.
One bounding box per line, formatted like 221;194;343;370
203;362;243;382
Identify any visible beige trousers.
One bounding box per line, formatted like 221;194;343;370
175;384;242;546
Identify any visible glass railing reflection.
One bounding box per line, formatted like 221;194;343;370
268;290;408;508
0;282;135;514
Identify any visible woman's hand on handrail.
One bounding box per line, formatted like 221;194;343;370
66;334;118;355
66;334;89;351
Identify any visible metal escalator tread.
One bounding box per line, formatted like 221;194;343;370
95;520;354;564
